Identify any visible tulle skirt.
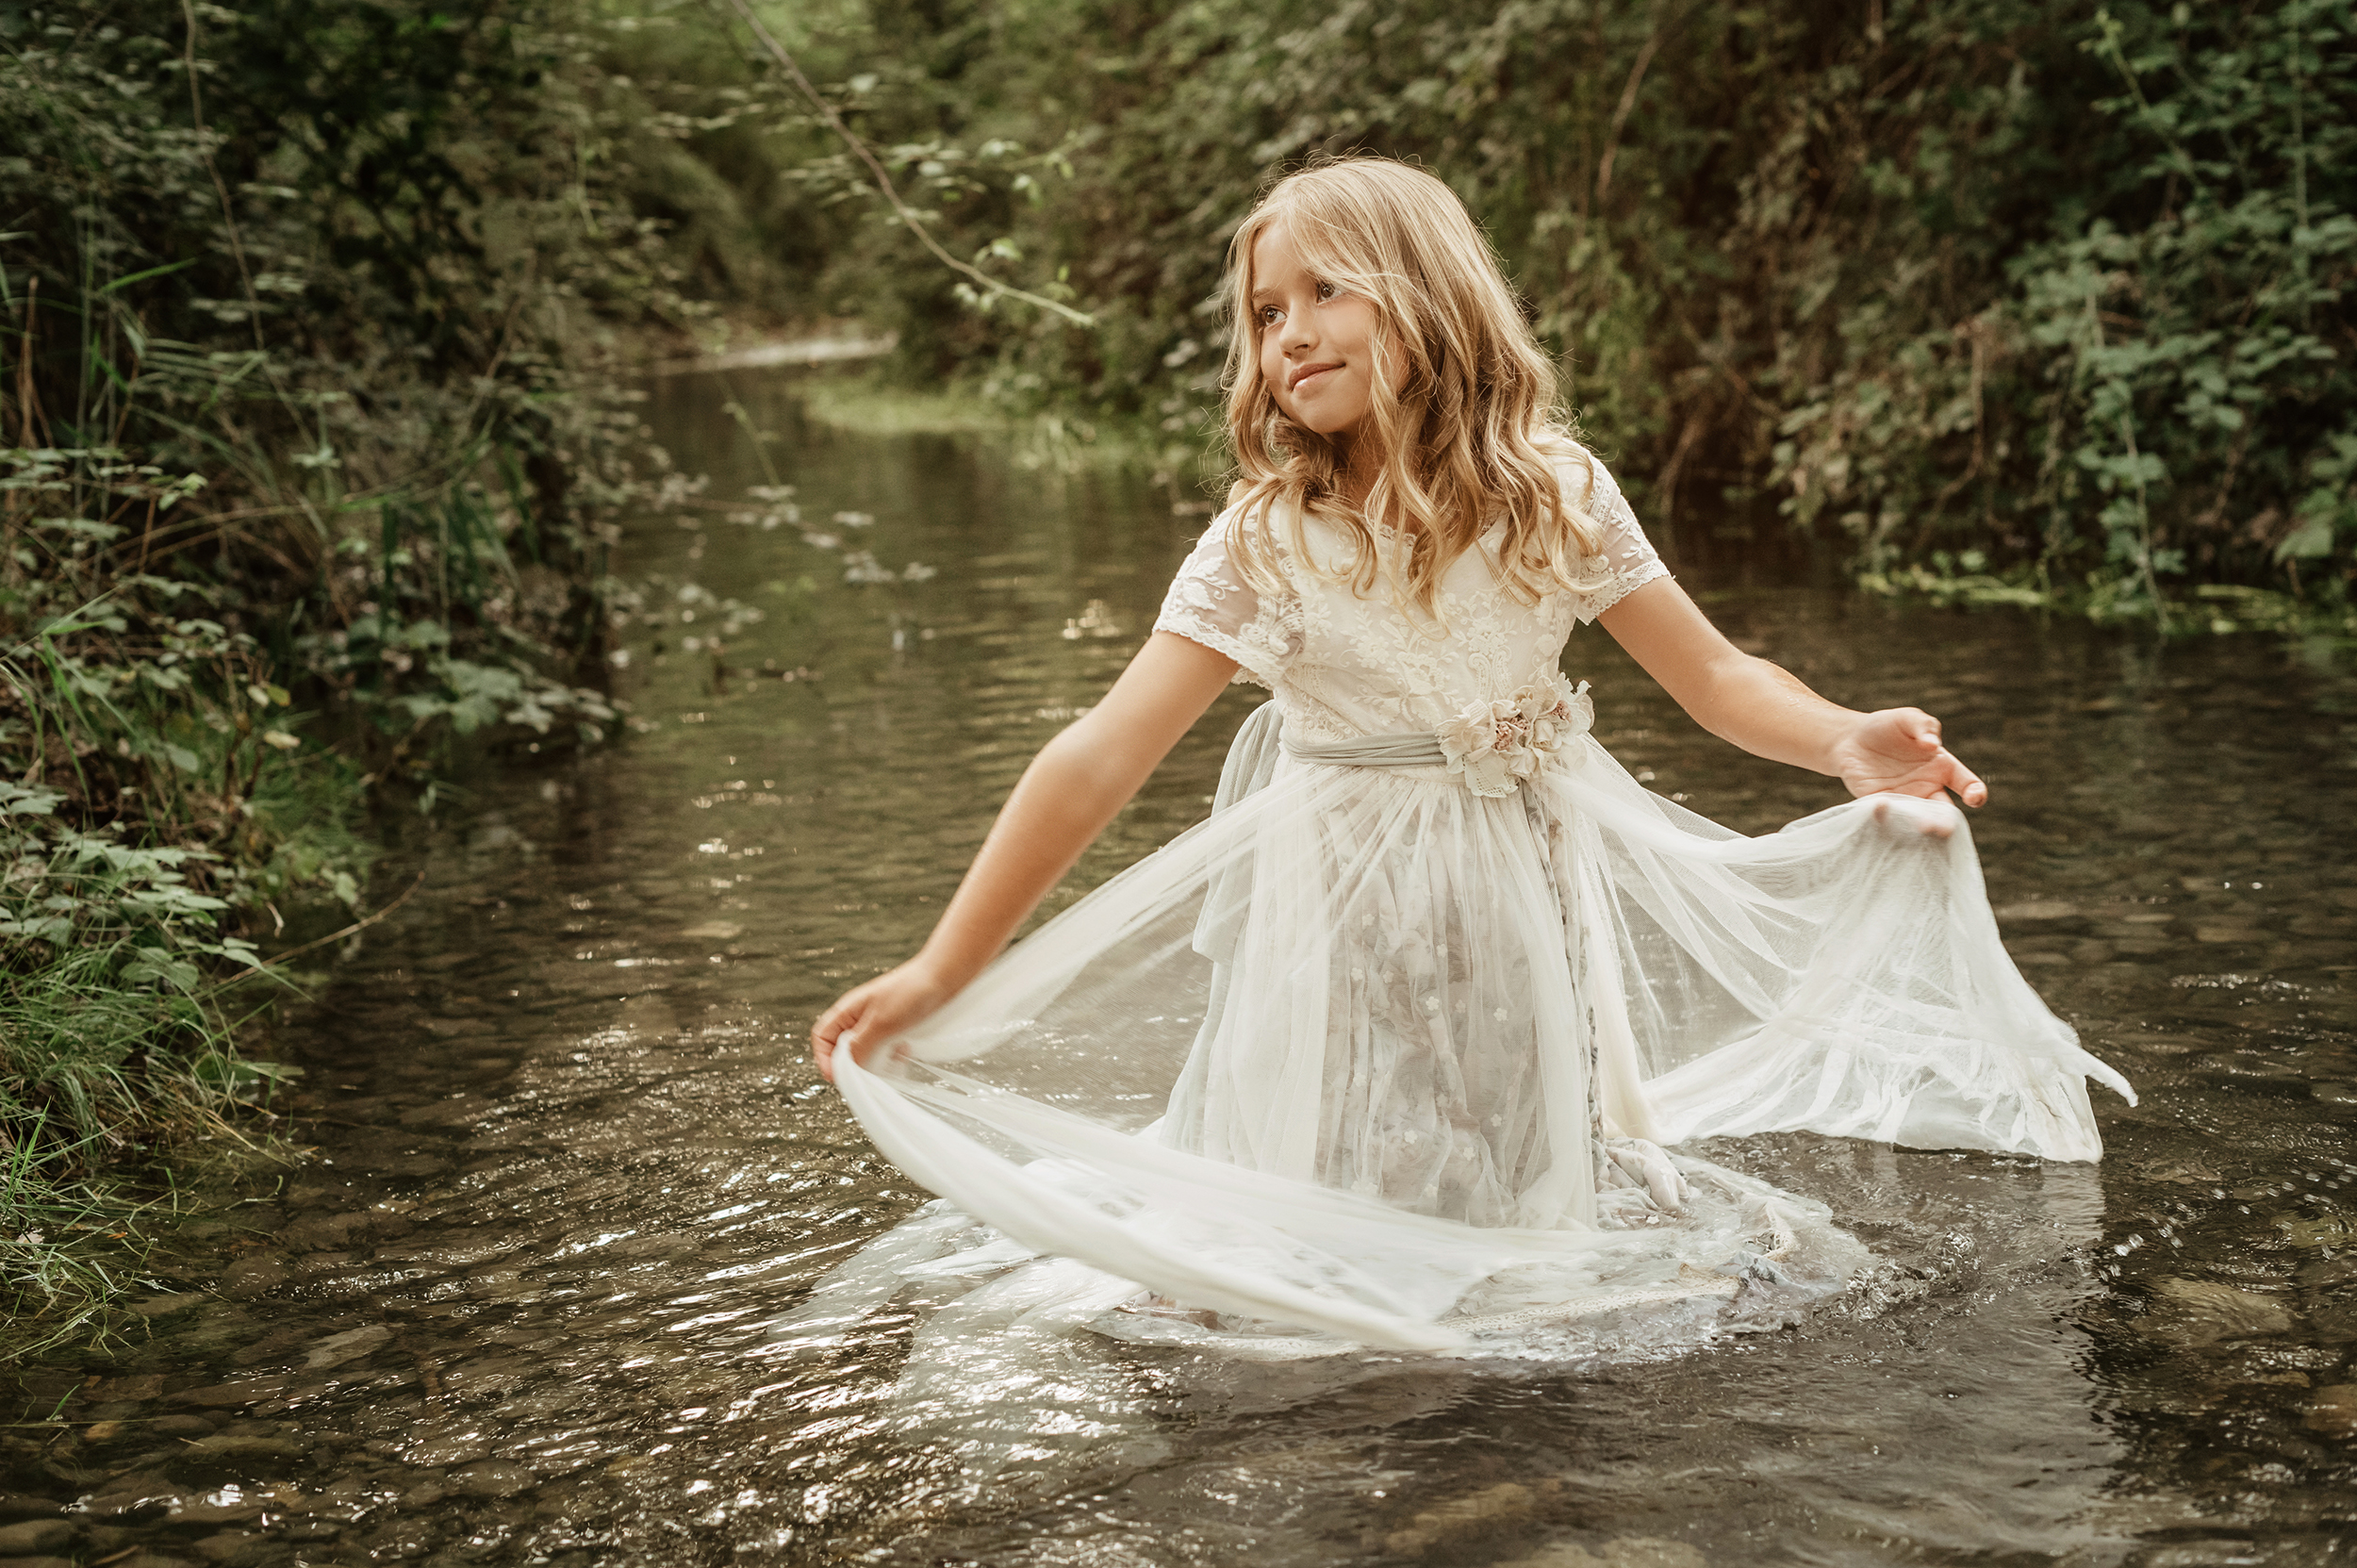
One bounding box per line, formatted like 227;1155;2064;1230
774;705;2131;1362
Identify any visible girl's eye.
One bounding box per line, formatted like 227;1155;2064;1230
1316;281;1337;301
1259;305;1283;326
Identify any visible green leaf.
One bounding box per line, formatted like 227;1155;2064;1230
2274;514;2335;562
0;781;64;816
122;948;202;993
93;259;200;296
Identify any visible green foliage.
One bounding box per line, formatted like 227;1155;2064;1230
0;0;691;1342
0;0;651;784
659;0;2353;622
1787;0;2357;623
0;768;276;1350
0;1161;174;1359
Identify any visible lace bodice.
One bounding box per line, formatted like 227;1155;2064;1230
1154;454;1668;743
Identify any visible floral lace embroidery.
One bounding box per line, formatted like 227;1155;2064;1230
1151;520;1304;689
1567;467;1670;625
1152;454;1667;738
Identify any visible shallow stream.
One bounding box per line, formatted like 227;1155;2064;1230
5;372;2354;1567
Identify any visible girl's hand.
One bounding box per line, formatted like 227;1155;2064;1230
1829;707;1986;807
812;961;955;1082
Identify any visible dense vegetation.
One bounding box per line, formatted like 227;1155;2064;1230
0;0;699;1345
666;0;2356;626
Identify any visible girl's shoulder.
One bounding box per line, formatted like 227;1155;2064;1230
1169;487;1302;597
1531;430;1620;503
1202;483;1309;560
1533;435;1643;551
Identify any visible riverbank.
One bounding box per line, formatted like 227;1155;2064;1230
1856;561;2357;641
0;332;1017;1353
0;0;684;1353
0;494;624;1354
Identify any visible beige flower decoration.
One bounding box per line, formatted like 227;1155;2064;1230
1436;675;1593;797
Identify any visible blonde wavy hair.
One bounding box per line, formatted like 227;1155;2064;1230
1220;157;1606;616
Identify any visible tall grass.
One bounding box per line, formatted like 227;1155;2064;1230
0;1148;173;1359
0;795;282;1351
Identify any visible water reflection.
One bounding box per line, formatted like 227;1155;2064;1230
4;370;2352;1566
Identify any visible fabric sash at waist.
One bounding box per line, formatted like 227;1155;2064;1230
1210;702;1447;822
1282;729;1448;770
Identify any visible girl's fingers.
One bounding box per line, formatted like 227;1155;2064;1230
1948;752;1987;807
1844;713;1980;806
812;994;862;1081
1919;743;1986;807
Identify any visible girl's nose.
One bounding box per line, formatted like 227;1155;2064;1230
1279;310;1315;354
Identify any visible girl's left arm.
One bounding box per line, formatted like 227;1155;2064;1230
1597;577;1986;806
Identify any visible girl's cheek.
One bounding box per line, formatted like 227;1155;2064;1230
1260;355;1290;405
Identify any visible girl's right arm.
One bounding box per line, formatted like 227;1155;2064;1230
811;630;1240;1080
1598;577;1986;808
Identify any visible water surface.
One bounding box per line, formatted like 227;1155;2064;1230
6;372;2353;1567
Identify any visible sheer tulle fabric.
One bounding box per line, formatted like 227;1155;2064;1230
775;455;2132;1360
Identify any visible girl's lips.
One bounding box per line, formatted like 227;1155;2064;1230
1289;362;1342;391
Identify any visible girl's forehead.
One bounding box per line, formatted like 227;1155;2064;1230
1248;220;1314;289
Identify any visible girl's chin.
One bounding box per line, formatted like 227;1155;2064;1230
1288;407;1371;439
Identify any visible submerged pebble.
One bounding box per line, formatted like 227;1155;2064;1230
2304;1384;2357;1437
1498;1540;1709;1568
0;1518;80;1555
1380;1479;1546;1554
2131;1279;2298;1346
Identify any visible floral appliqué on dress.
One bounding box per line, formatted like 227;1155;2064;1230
1436;674;1594;797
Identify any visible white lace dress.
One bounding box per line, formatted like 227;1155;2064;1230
775;457;2133;1369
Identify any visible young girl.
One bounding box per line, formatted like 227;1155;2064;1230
795;159;2131;1358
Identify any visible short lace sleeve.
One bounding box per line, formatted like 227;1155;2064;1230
1565;458;1671;625
1153;508;1303;689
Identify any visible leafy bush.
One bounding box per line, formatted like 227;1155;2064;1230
0;0;688;1343
684;0;2353;622
1782;1;2356;622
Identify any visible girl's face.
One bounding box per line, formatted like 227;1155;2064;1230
1251;221;1383;441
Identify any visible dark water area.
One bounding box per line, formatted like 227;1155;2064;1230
5;371;2355;1568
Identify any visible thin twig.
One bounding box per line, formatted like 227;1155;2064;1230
218;870;427;983
711;0;1093;327
1595;12;1669;210
15;274;45;448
